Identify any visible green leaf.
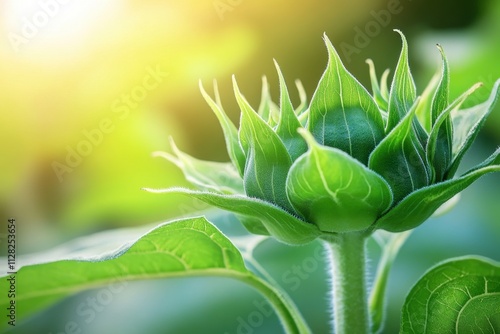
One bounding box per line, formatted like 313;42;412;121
274;60;308;161
286;130;392;233
155;138;244;194
1;217;312;334
200;80;246;176
386;30;417;132
308;34;385;165
374;147;500;232
366;59;389;112
233;76;295;213
369;98;432;204
0;217;249;328
146;187;321;245
447;79;500;178
401;256;500;334
427;82;482;182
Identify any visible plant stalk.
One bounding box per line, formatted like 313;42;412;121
326;232;370;334
242;274;311;334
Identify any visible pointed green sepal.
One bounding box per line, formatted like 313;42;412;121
153;138;244;194
308;34;385;164
200;80;246;176
375;147;500;232
146;187;321;245
366;59;389;112
286;129;393;233
415;72;440;133
274;60;308;161
386;30;417;131
447;79;500;178
294;79;308;117
427;45;453;181
427;82;482;182
369;98;431;203
430;45;450;123
233;77;295;213
257;76;280;126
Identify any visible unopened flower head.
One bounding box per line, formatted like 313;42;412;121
150;30;500;245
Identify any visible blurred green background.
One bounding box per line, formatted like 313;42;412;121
1;0;499;333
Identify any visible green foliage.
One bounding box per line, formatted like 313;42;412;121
4;31;499;334
308;34;385;165
369;98;431;203
401;257;500;333
160;30;500;238
146;187;320;245
0;217;250;330
154;138;244;194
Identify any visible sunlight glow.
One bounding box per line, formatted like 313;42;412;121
3;0;123;59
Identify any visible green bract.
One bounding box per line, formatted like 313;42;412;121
150;30;500;244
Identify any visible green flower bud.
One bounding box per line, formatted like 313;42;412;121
151;30;500;244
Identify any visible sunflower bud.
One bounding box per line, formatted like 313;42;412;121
152;30;500;244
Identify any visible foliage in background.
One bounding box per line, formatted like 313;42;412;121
2;30;500;334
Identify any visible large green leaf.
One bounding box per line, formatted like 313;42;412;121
146;187;320;245
233;77;295;213
286;130;392;233
369;98;431;204
155;138;244;194
447;79;500;178
308;34;385;165
200;81;246;176
374;147;500;232
0;217;249;329
386;30;417;132
401;257;500;334
0;217;312;334
274;61;308;161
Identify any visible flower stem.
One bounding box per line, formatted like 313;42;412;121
325;232;370;334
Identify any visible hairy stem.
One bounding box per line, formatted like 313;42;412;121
326;232;370;334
